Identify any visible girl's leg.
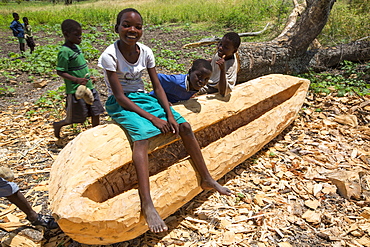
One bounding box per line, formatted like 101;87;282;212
132;140;168;233
179;123;232;195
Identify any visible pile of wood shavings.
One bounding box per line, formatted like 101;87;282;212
0;92;370;247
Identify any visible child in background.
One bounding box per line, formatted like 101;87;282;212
23;17;36;54
0;167;58;229
149;59;212;103
98;8;231;234
9;13;25;54
198;32;241;97
53;19;105;141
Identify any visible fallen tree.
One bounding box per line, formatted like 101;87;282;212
237;0;370;82
184;0;370;83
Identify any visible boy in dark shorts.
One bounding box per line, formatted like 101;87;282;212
149;59;212;103
23;17;35;54
53;19;105;141
9;13;25;54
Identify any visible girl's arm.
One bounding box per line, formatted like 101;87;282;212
148;67;179;134
106;70;173;134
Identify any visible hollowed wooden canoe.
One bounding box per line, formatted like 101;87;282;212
49;74;310;244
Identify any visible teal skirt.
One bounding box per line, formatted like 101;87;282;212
106;92;186;142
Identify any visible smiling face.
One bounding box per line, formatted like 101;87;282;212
188;67;212;91
217;37;237;60
115;11;143;47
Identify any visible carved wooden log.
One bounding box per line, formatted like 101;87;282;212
49;74;310;244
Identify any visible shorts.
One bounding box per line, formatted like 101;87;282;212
0;177;19;197
65;88;105;124
17;37;26;44
26;37;35;48
105;92;187;142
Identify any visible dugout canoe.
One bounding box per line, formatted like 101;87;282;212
49;74;310;244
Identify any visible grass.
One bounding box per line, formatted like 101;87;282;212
0;0;369;100
0;0;291;36
1;0;368;44
320;2;370;45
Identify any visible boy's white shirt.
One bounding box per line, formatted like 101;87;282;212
208;53;238;91
98;41;155;96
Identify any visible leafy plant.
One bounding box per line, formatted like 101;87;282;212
0;85;15;96
299;60;370;96
33;85;65;117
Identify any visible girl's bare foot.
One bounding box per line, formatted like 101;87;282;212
201;179;232;195
141;204;168;233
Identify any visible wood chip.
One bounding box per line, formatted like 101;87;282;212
302;210;321;224
304;199;320;210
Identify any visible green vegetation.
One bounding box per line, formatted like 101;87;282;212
0;85;15;96
300;61;370;97
0;0;369;113
0;0;289;34
1;0;368;44
0;33;101;79
320;3;370;46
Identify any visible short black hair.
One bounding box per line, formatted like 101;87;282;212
191;59;212;72
22;17;28;22
224;32;241;49
12;13;19;18
61;19;81;34
116;8;142;27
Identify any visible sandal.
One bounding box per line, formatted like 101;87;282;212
27;214;59;229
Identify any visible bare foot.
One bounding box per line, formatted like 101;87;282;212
142;204;168;233
53;122;61;139
201;179;232;196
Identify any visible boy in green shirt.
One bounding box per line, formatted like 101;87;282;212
53;19;105;141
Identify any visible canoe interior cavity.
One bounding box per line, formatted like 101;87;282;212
82;82;303;203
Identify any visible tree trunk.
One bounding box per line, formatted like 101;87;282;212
237;0;370;83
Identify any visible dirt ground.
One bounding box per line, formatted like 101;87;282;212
1;27;370;247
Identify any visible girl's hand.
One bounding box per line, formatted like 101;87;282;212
151;117;173;134
168;117;179;135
